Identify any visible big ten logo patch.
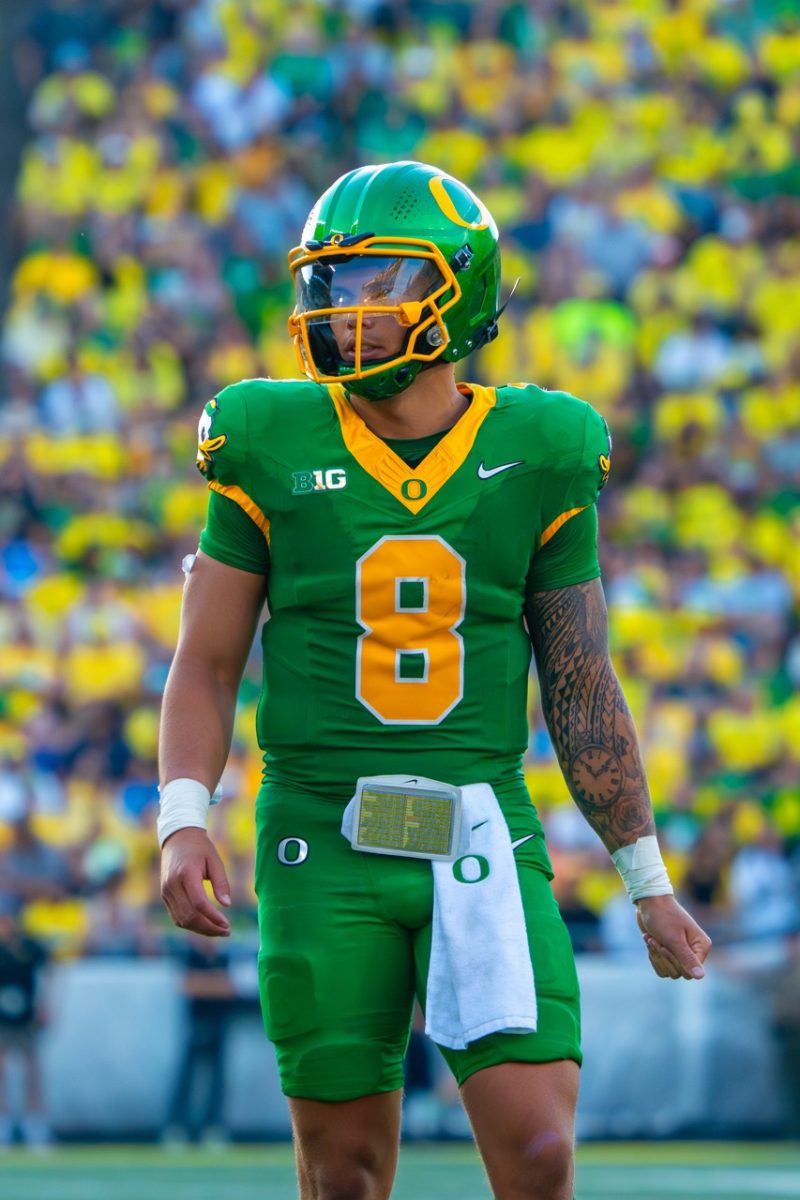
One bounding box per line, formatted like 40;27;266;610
292;468;348;495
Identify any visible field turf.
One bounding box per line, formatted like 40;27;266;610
0;1142;797;1199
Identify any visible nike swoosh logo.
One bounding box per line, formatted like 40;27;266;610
477;460;524;479
468;826;538;850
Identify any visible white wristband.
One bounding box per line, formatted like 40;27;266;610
157;777;222;847
611;835;674;903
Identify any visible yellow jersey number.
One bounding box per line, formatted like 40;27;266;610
356;535;465;724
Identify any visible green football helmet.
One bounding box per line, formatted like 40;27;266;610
288;161;501;401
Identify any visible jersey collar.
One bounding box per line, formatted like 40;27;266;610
327;383;496;514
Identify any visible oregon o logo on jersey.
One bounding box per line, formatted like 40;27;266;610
400;478;427;501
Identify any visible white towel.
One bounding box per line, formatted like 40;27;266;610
425;783;537;1051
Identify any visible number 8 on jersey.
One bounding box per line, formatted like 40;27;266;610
355;536;466;725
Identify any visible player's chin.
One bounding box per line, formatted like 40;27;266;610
342;349;388;364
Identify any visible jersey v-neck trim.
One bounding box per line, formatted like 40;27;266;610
383;428;449;467
327;382;497;514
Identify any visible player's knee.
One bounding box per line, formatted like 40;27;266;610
500;1128;574;1199
303;1156;386;1200
299;1129;390;1200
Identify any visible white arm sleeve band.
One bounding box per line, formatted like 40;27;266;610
157;777;222;848
611;835;674;902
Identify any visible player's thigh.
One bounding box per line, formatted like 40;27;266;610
462;1059;579;1200
414;842;582;1084
413;850;580;1195
255;788;417;1101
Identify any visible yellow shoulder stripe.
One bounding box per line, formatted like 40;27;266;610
540;505;588;548
208;480;271;544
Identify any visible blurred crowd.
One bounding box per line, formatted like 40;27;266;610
0;0;799;979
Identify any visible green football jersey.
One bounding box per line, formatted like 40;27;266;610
196;379;611;798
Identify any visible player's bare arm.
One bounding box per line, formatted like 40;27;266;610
159;551;266;938
527;577;712;981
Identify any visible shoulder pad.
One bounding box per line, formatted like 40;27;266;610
196;377;319;481
498;383;611;499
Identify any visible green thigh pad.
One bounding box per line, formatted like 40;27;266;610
254;782;581;1102
254;784;432;1101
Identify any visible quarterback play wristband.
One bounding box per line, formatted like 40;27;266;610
611;836;673;902
157;777;222;847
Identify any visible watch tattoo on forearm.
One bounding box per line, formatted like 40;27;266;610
527;579;655;852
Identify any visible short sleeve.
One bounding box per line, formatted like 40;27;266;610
526;504;599;593
199;488;269;575
527;399;610;593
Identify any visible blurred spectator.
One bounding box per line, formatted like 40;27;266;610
599;892;644;958
0;808;83;915
403;1007;439;1139
680;811;735;938
729;826;797;940
162;933;235;1146
82;864;160;958
770;934;800;1138
39;352;121;435
552;863;603;954
0;912;51;1147
402;1005;471;1141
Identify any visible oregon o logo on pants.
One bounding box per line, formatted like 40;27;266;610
452;854;490;884
277;837;309;866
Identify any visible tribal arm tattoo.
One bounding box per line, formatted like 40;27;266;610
526;578;655;853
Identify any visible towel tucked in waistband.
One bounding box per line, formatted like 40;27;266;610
425;783;537;1051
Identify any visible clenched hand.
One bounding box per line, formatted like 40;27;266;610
160;827;231;937
636;894;711;981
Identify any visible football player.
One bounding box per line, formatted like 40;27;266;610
159;161;711;1200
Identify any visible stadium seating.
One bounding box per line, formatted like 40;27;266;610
1;0;798;974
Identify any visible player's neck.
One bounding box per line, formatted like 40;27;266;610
347;364;469;440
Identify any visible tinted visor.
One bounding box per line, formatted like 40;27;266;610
295;254;445;374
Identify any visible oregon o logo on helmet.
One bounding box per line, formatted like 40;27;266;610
452;854;490;884
277;837;309;866
428;175;492;231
